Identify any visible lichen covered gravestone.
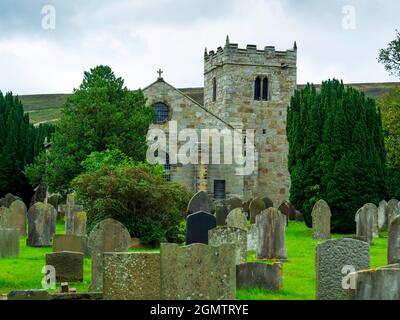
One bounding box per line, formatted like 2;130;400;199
73;211;87;236
256;208;287;260
355;203;377;244
312;200;331;240
53;235;86;254
103;252;160;300
388;215;400;265
316;238;370;300
387;199;400;228
46;251;84;282
226;208;247;231
378;200;388;231
278;201;294;225
236;262;282;291
261;196;274;210
187;191;214;215
88;218;131;292
26;202;57;247
249;198;266;224
225;197;242;213
160;243;236;300
247;225;258;252
185;211;216;245
209;227;247;265
0;228;19;258
215;202;228;226
0;193;21;208
0;200;27;236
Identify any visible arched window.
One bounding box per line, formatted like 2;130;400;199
262;78;269;101
254;77;261;100
154;102;169;124
212;78;217;102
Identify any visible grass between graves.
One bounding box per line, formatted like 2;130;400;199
0;221;388;300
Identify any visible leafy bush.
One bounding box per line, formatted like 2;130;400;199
72;158;192;247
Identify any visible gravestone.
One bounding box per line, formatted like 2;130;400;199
7;290;50;300
247;225;258;252
256;208;287;260
261;196;274;210
215;202;228;226
348;266;400;300
160;243;236;300
26;202;57;247
73;211;87;236
47;194;62;209
378;200;388;231
249;198;265;224
355;204;377;244
236;262;282;291
103;252;160;300
31;184;47;205
243;199;252;216
62;194;84;235
46;251;84;282
312;200;331;240
53;235;86;254
295;211;304;222
0;200;27;236
225;197;242;212
209;227;247;265
187;191;214;215
88;218;131;292
316;238;370;300
278;201;291;225
185;211;216;245
226;208;247;231
388;215;400;265
0;228;19;258
0;193;21;208
387;199;400;228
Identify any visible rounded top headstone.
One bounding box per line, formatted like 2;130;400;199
261;196;274;209
187;191;214;215
312;199;331;218
226;208;247;231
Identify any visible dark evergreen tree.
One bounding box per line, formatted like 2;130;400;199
287;80;387;233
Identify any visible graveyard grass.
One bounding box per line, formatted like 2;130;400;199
0;221;389;300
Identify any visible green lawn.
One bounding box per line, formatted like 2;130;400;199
0;221;389;299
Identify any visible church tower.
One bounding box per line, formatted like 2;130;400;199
203;36;297;204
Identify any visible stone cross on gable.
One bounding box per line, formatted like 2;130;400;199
157;69;163;79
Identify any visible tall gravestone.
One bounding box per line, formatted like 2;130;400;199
387;199;400;228
185;211;216;245
312;200;331;240
247;224;258;252
73;211;87;236
388;215;400;265
378;200;388;231
88;218;131;292
187;191;214;215
62;194;84;235
26;202;57;247
0;193;21;208
249;198;265;224
160;243;236;300
103;252;161;300
316;238;370;300
256;208;287;260
226;208;247;231
355;204;377;244
0;228;20;258
278;201;291;226
215;202;229;226
209;227;247;265
0;200;27;236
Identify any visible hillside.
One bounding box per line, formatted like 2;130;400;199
19;82;400;124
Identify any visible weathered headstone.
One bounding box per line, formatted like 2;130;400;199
316;238;370;300
256;208;287;260
26;202;57;247
103;252;160;300
355;204;377;244
46;251;84;282
348;265;400;300
63;194;84;235
31;184;47;205
261;196;274;210
47;194;62;209
0;193;21;208
0;200;27;236
185;211;216;245
312;200;331;240
88;218;131;292
247;225;258;252
226;208;247;231
0;228;19;258
243;199;252;216
236;262;282;291
215;202;228;226
295;210;304;222
225;197;242;212
209;227;247;265
249;198;265;224
160;243;236;300
278;201;292;225
187;191;214;215
73;211;87;236
53;235;86;254
388;215;400;265
387;199;400;228
378;200;388;231
7;290;50;300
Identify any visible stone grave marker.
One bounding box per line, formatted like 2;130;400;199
387;199;400;228
215;202;228;226
378;200;388;231
185;211;216;245
225;197;242;212
247;224;257;252
312;200;331;240
249;198;265;224
209;227;247;265
0;228;19;258
261;196;274;210
187;191;214;215
46;251;84;282
53;235;86;254
278;201;292;225
226;208;247;231
26;202;57;247
355;203;377;244
388;215;400;265
236;262;282;291
0;193;21;208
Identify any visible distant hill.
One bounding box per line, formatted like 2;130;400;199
19;82;400;124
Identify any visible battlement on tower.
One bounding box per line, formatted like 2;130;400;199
204;38;297;74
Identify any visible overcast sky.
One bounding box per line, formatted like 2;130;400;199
0;0;399;95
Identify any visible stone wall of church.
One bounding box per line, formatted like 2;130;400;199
204;42;297;205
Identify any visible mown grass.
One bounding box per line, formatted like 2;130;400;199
0;221;389;299
26;108;62;125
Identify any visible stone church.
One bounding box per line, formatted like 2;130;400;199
143;37;297;205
